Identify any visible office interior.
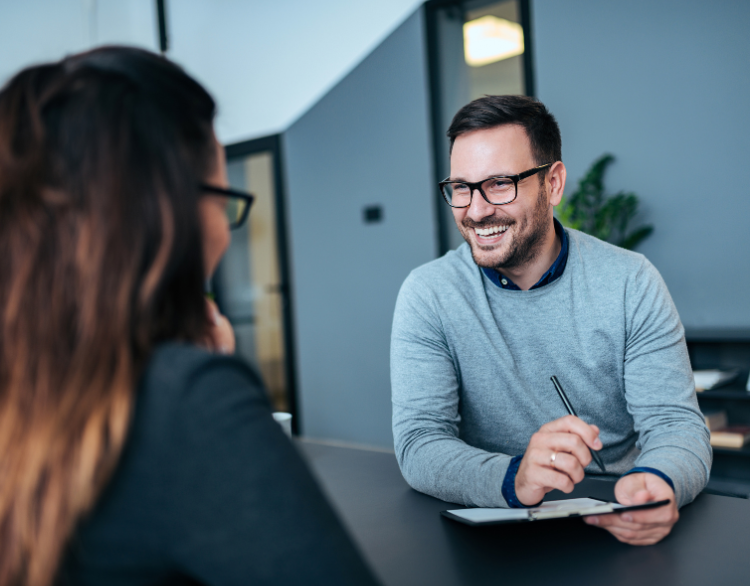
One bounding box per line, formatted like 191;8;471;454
3;0;749;492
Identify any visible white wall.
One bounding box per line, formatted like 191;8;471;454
0;0;158;86
168;0;423;143
533;0;750;331
0;0;423;144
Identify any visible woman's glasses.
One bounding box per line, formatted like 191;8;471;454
200;183;255;230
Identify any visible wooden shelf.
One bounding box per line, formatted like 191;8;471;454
687;337;750;481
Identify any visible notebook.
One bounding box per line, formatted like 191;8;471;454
441;497;670;526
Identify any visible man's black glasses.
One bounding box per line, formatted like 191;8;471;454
439;163;553;208
200;183;255;230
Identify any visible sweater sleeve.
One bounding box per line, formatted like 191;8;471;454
623;258;712;508
166;357;380;586
391;272;513;507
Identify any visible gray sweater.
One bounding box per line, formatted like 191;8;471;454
391;228;711;509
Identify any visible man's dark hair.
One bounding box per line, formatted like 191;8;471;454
447;95;562;167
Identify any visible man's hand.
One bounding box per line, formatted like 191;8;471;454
515;415;602;506
584;472;678;545
203;298;236;355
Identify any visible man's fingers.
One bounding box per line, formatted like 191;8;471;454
585;513;647;530
539;415;602;450
532;467;577;494
519;452;583;495
585;514;621;529
622;488;652;506
584;481;678;547
624;505;677;525
547;452;586;484
529;432;593;469
552;433;593;468
606;525;668;546
601;518;672;543
517;417;607;505
586;506;676;530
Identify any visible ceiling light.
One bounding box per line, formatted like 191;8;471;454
464;16;524;67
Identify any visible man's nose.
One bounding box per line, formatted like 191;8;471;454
466;188;495;220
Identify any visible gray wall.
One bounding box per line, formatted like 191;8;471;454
281;0;750;446
533;0;750;331
283;8;437;447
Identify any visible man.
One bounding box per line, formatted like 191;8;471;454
391;95;710;545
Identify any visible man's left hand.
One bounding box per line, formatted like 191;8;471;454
583;472;678;545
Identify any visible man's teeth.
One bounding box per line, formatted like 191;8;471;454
474;225;510;237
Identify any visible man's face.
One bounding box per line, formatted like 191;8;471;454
450;124;553;271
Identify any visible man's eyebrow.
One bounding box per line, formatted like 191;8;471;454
447;172;513;182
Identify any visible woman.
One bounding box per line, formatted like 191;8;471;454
0;47;379;586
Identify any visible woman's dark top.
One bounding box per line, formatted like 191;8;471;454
58;343;380;585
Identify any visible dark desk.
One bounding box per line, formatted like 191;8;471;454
299;440;750;586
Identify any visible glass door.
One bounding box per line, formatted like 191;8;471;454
426;0;534;253
214;136;297;426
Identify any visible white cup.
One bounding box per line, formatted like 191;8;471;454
272;412;293;437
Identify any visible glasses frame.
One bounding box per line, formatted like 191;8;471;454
200;183;255;229
438;163;553;208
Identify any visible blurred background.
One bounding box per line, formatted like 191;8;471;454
2;1;749;460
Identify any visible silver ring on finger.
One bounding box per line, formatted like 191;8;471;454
550;452;557;467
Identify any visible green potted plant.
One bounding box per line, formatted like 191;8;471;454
557;154;653;251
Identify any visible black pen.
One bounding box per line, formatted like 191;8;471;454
550;376;607;473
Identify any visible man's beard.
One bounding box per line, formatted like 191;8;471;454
459;184;550;271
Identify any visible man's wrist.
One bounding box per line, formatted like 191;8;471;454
502;455;543;508
621;467;675;492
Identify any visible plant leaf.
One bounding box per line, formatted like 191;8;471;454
559;154;653;251
619;225;654;251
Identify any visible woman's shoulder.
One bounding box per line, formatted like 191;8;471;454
144;342;262;387
63;343;379;586
131;343;272;461
140;342;266;409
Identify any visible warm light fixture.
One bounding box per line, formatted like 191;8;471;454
463;15;524;67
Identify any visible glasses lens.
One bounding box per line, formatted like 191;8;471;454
442;183;472;207
226;198;248;228
482;178;516;204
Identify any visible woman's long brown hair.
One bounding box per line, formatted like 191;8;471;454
0;47;216;586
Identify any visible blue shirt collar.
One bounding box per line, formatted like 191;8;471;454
482;218;569;291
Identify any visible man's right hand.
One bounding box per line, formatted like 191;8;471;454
515;415;603;506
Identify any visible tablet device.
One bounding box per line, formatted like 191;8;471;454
441;497;671;526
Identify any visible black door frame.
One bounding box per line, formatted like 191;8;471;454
220;134;300;434
424;0;536;255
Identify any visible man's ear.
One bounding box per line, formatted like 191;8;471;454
547;161;567;207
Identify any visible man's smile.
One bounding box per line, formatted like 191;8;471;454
463;221;514;245
474;224;509;237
